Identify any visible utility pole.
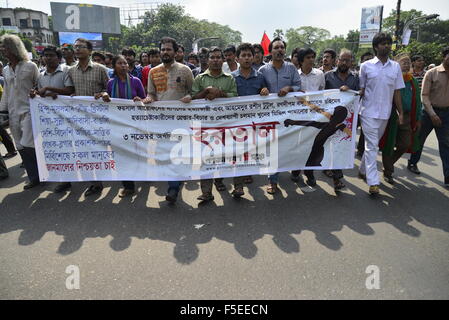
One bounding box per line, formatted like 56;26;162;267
394;0;402;52
395;0;401;40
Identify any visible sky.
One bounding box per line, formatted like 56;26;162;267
3;0;449;43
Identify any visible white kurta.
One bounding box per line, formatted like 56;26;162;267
0;61;39;149
358;57;405;186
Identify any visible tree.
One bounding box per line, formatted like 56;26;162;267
397;40;445;65
285;26;331;55
104;3;242;54
273;29;284;40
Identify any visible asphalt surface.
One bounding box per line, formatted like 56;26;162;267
1;130;448;300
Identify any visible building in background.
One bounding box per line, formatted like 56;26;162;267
0;7;54;51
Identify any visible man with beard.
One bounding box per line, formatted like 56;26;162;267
0;34;40;189
258;37;302;195
359;33;404;195
323;50;360;191
143;37;194;203
122;47;143;81
192;47;238;202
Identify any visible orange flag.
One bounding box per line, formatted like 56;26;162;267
261;32;271;56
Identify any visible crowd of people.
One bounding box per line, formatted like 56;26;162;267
0;31;448;205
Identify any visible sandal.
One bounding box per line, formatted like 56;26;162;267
333;179;346;191
267;183;279;195
231;188;244;198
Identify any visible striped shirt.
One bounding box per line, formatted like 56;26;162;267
68;59;109;96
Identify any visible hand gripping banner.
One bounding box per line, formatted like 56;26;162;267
30;90;359;182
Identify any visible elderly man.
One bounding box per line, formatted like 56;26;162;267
0;34;40;189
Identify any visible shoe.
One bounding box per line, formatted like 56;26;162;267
384;174;395;185
197;192;214;202
165;189;178;203
84;185;103;197
333;179;346;191
444;176;449;188
54;182;71;193
407;164;421;175
214;180;226;191
306;176;316;187
290;173;300;182
323;170;334;178
243;176;253;184
119;188;135;198
3;151;17;159
369;185;380;195
231;188;244;198
267;183;279;195
23;180;40;190
358;172;367;181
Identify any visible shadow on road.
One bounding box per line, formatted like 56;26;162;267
1;159;448;266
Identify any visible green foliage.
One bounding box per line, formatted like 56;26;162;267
104;3;242;55
396;40;445;65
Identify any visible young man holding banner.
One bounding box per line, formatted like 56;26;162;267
359;33;404;195
192;47;238;202
231;43;269;198
143;37;194;204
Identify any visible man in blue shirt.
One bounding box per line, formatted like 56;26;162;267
231;43;269;197
259;37;302;194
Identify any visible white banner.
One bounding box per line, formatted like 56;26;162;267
30;90;359;182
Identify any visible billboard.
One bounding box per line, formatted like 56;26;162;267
359;6;384;48
59;32;103;50
51;2;121;34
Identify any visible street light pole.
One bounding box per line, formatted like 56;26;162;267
401;14;440;45
192;37;219;53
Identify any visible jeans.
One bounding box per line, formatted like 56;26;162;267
409;108;449;179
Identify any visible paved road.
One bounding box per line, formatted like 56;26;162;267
1;131;448;300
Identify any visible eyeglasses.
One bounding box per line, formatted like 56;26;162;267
74;45;88;50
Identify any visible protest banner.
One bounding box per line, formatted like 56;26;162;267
30;90;359;182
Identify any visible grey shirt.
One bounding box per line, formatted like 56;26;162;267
258;61;301;93
325;70;360;91
38;64;74;90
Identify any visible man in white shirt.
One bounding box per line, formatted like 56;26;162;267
291;48;325;187
222;45;240;74
359;33;405;195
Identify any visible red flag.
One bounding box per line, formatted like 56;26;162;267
260;32;271;56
